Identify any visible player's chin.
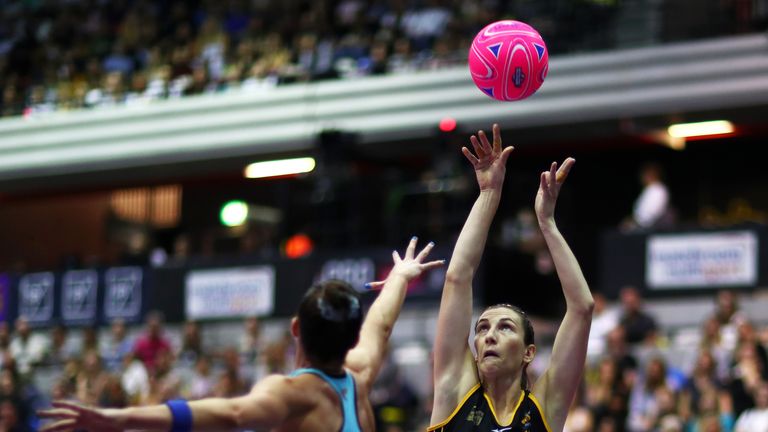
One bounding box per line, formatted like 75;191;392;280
477;358;506;375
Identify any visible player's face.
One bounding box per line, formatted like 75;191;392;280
473;308;530;376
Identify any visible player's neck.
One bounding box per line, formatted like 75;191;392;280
295;349;345;375
483;375;524;421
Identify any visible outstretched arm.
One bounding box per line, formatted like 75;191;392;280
38;375;301;432
531;158;594;432
431;124;514;423
345;237;444;390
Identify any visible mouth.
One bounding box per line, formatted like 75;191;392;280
483;350;500;359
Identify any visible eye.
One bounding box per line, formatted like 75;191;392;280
476;324;489;333
500;322;517;332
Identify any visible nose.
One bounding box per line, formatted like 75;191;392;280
484;329;497;345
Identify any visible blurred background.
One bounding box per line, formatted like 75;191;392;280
1;0;768;430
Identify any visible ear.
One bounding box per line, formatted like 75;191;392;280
290;317;300;339
523;344;536;365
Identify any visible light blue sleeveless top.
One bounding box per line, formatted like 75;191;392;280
290;368;361;432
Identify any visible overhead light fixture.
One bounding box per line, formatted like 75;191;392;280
244;157;316;179
667;120;734;139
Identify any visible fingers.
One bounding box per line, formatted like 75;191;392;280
365;280;386;290
51;401;84;411
477;129;492;155
405;236;418;259
540;171;549;191
461;147;479;165
415;241;435;262
499;146;514;165
492;123;501;153
39;418;77;432
392;250;402;263
470;135;485;159
37;409;77;419
421;259;446;271
556;157;575;182
549;161;558;187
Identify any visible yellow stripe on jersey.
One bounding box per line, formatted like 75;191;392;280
427;383;482;431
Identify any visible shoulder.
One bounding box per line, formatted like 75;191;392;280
250;374;320;408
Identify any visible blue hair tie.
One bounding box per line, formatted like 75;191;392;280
318;295;360;322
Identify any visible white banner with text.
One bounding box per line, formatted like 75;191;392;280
647;231;758;288
186;266;275;319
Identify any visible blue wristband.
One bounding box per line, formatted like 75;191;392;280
166;399;193;432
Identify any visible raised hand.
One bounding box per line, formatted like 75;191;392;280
38;400;120;432
535;157;575;223
462;124;514;191
366;237;445;289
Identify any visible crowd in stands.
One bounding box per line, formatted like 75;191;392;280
2;0;764;119
1;287;767;431
570;288;768;432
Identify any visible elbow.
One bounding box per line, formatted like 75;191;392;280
570;298;595;318
227;403;247;429
444;269;471;287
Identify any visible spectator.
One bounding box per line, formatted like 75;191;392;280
43;323;77;367
132;311;172;373
144;349;183;405
683;350;724;402
586;357;632;430
0;398;31;432
685;386;735;432
99;318;134;374
699;316;735;382
9;317;49;379
0;323;10;369
712;290;747;350
734;381;768;432
120;352;149;405
728;340;767;417
74;350;110;406
627;356;676;432
606;326;640;385
622;162;674;231
186;355;215;400
238;316;261;367
176;320;204;368
589;292;621;359
618;286;659;345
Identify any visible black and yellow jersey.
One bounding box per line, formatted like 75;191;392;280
428;384;552;432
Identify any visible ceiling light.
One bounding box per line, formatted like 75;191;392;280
667;120;734;139
244;157;316;179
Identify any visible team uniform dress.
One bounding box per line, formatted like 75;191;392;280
290;368;362;432
428;384;552;432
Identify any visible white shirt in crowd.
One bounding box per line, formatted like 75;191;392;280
633;181;669;228
734;407;768;432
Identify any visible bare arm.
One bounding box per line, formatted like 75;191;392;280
345;238;444;390
531;159;595;432
431;124;514;423
38;376;301;431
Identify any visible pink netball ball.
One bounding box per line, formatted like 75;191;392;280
469;20;549;101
